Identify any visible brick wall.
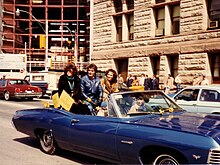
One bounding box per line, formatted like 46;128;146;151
92;0;220;85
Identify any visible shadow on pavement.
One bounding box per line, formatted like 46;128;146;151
13;137;113;165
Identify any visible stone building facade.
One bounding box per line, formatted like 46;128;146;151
91;0;220;87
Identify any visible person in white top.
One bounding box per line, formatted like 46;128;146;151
175;74;182;93
200;75;209;86
139;73;145;86
164;74;174;94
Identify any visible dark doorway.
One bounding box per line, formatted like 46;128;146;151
115;58;128;82
167;54;179;78
150;56;160;75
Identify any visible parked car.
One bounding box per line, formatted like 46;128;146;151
24;72;48;96
12;90;220;164
172;86;220;114
0;78;42;100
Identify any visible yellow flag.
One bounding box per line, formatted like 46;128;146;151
129;86;144;91
52;92;60;108
59;90;75;111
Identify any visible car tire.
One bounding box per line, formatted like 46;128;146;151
152;154;180;165
39;130;57;155
4;91;10;101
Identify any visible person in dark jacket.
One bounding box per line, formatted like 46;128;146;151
81;63;103;115
151;74;159;90
144;75;151;90
126;74;133;87
58;63;86;114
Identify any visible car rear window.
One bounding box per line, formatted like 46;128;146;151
9;80;29;85
0;80;6;86
32;75;45;81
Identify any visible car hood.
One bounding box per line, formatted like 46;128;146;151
131;112;220;142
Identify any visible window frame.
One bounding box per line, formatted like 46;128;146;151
127;13;134;40
171;5;180;35
115;16;122;42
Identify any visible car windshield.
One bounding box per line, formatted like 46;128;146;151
111;91;183;117
9;80;29;85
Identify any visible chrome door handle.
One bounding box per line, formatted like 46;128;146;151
121;140;133;145
71;119;80;125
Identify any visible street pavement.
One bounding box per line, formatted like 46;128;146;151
0;98;110;165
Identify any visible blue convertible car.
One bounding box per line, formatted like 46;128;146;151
12;90;220;164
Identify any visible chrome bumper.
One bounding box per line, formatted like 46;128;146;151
14;92;42;98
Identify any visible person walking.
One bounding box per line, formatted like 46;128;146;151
139;73;145;86
164;74;174;94
132;75;139;86
126;74;133;87
200;75;209;86
81;63;103;115
151;74;159;90
192;74;202;86
175;74;182;93
144;75;151;90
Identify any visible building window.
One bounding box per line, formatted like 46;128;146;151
207;0;220;29
116;16;122;42
126;0;134;10
114;0;122;13
171;5;180;34
150;56;160;76
209;53;220;84
113;0;134;42
155;8;165;36
127;13;134;40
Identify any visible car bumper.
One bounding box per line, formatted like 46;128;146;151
14;92;42;98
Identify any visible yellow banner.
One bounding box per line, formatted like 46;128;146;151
52;92;60;108
59;90;75;111
129;86;144;91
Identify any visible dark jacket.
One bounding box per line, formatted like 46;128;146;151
144;78;151;90
151;78;159;90
126;78;133;87
58;74;82;102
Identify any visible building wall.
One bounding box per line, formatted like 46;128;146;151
92;0;220;86
0;0;90;72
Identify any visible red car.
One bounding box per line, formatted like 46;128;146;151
0;78;42;100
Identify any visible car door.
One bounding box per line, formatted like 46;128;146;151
0;79;7;97
198;89;220;114
0;80;3;97
173;88;199;112
68;114;120;161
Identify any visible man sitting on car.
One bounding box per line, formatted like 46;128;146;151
81;63;103;115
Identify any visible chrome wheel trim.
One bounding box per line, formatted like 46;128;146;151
153;154;179;165
4;91;10;100
42;131;53;148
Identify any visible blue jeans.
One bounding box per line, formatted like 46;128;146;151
84;100;96;115
176;84;181;93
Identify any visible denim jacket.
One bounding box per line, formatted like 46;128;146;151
81;75;103;103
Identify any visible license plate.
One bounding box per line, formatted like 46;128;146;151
26;91;32;93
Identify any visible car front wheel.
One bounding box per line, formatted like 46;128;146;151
39;130;57;154
152;154;179;165
4;91;10;101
